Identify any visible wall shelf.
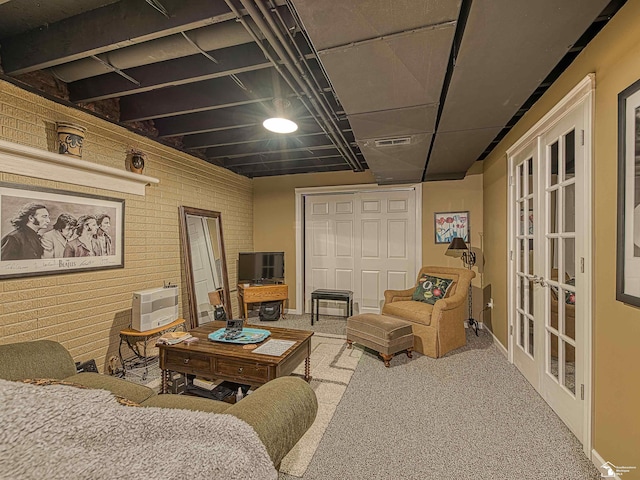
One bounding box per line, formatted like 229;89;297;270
0;139;159;196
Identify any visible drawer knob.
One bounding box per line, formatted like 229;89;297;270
238;367;243;373
183;358;190;364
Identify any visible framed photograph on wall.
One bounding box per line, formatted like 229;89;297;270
616;78;640;307
0;182;124;279
434;211;470;244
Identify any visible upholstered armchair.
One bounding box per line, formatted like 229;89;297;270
382;266;476;358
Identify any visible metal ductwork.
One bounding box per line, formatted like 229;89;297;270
224;0;363;172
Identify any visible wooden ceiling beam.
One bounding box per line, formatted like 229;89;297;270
1;0;235;74
69;43;270;102
120;69;283;122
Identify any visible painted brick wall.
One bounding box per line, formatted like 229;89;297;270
0;80;253;371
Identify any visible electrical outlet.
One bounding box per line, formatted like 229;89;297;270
487;298;494;309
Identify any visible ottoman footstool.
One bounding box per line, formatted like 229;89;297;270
346;313;414;367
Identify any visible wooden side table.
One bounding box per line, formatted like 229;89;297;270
118;318;186;380
237;283;288;320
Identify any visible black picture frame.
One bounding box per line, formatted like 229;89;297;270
0;182;124;279
616;78;640;307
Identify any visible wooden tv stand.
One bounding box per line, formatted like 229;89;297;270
237;283;288;320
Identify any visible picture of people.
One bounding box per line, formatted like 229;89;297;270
41;213;77;258
0;203;50;260
0;183;124;279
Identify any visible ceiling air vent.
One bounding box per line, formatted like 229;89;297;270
374;136;412;147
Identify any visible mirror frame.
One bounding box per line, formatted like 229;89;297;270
179;206;232;329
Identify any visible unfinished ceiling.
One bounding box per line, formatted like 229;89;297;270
0;0;625;182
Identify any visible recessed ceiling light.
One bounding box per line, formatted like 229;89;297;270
263;117;298;134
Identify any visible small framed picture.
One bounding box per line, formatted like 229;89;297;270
434;211;470;244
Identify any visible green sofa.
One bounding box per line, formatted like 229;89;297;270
0;339;318;468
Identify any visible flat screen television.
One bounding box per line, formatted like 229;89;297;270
238;252;285;284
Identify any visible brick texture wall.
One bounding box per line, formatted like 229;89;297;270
0;80;253;371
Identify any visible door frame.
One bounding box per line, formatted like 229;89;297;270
294;183;423;315
506;74;594;456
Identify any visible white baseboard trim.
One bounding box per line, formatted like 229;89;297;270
285;308;301;315
485;325;508;358
592;449;622;480
464;321;484;329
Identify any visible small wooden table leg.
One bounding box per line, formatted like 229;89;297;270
304;356;311;382
161;369;169;394
379;353;393;368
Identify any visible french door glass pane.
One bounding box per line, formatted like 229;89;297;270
518;163;524;198
528;318;534;356
549;238;559;274
549;332;559;380
565;297;576;340
564;238;575;279
564;183;575;232
519;314;525;348
528;279;534;315
564;130;575;180
564;342;576;395
550;189;558;233
550;141;559;186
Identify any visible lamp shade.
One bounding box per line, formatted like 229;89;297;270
445;237;468;257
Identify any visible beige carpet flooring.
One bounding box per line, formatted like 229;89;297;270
278;332;360;477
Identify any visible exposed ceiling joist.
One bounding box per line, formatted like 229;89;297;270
69;43;271;103
1;0;236;74
0;0;624;179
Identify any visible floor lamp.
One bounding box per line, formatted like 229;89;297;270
445;237;478;335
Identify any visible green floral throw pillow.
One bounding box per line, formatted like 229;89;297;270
412;274;453;305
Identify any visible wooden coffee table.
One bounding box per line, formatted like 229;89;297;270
158;321;313;393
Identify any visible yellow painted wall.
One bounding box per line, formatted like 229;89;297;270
0;80;253;371
253;168;483;317
483;0;640;468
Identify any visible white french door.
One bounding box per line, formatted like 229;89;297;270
539;109;584;438
512;144;539;386
508;76;593;451
303;187;419;316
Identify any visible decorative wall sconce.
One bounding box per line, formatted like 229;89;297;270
126;150;146;174
56;122;86;158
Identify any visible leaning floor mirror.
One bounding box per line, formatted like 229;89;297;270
179;206;232;328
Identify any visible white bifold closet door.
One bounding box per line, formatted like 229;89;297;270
304;189;417;316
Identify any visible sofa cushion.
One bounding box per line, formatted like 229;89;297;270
382;301;434;326
412;274;453;305
64;372;156;404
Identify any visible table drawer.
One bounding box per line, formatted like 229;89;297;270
164;351;211;375
215;358;268;382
